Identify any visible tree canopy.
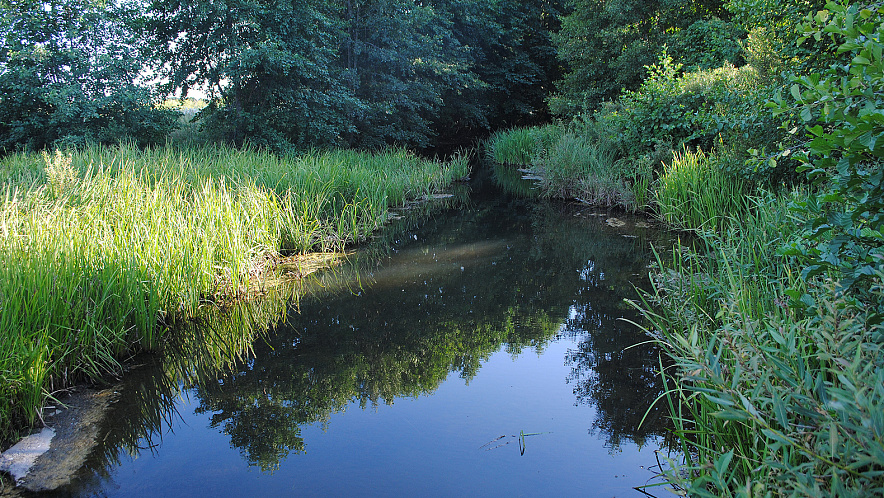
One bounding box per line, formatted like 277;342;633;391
139;0;565;151
0;0;858;153
0;0;176;151
549;0;739;115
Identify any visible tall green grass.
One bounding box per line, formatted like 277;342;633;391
0;143;468;440
486;123;650;211
533;132;636;208
654;148;750;232
485;124;565;166
635;191;884;496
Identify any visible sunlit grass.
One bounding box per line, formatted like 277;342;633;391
0;143;468;439
654;148;750;232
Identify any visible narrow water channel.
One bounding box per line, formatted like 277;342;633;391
47;168;679;497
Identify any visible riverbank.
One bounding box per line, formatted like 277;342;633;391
487;85;883;498
0;143;469;446
485;3;884;491
0;386;116;493
490;138;884;495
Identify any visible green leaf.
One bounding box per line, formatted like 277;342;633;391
712;410;750;421
761;428;793;446
705;393;736;407
714;450;734;478
801;106;813;122
772;397;790;429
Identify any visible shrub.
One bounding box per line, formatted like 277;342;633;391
594;54;791;185
773;1;884;302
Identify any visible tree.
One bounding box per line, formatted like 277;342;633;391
146;0;566;151
340;0;477;149
726;0;829;82
0;0;175;151
146;0;359;149
434;0;565;144
550;0;731;116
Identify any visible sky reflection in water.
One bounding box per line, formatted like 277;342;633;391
59;175;679;497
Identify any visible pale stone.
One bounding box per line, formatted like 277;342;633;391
0;427;55;484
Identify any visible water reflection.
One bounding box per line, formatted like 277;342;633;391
59;173;678;495
563;301;669;450
491;161;674;450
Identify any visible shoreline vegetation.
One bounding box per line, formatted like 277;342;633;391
0;143;469;442
3;0;883;494
486;2;884;494
489;122;884;496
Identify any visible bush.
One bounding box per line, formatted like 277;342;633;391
773;1;884;302
593;54;792;185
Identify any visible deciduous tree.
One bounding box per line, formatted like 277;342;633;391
0;0;175;151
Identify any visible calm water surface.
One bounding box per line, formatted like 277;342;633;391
52;171;678;497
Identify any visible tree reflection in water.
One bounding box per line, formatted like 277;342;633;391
190;197;677;471
70;180;679;482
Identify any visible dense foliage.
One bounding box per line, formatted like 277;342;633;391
3;0;884;493
0;0;563;153
142;0;563;151
776;2;884;302
0;0;176;151
146;0;359;148
549;0;739;116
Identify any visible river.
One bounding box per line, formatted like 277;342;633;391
42;165;679;497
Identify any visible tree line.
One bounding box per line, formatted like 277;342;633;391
0;0;846;155
0;0;563;152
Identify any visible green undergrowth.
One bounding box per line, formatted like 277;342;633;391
487;125;751;220
486;123;647;210
655;148;751;233
634;191;884;496
486;51;778;215
485;125;564;167
0;143;469;441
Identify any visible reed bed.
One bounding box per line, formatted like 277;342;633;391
635;192;884;496
532;132;636;208
486;124;648;211
485;124;564;166
654;148;750;233
0;143;469;439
